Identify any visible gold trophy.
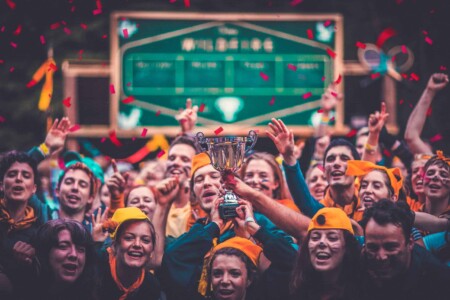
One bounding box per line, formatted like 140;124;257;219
196;130;258;219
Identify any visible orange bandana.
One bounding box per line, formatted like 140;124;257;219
345;160;403;198
320;188;362;221
107;247;145;300
0;199;36;233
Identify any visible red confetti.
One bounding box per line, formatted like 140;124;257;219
317;108;324;113
214;127;224;135
321;76;326;81
1;26;5;32
324;20;331;27
109;84;115;94
429;133;443;143
93;9;102;15
401;45;407;53
184;0;190;7
10;42;17;48
376;28;397;48
331;91;338;98
155;110;161;116
141;128;148;137
346;129;357;138
287;64;297;71
426;107;432;117
126;82;131;87
78;49;84;60
80;23;87;30
26;79;37;88
326;48;336;59
422;30;428;35
440;65;447;71
425;36;433;45
330;117;335;122
399;99;404;105
132;137;136;142
9;67;14;72
40;35;45;44
383;149;392;157
290;0;303;6
316;164;325;172
69;124;80;132
64;27;71;35
306;29;314;40
269;96;275;106
401;73;408;79
13;24;21;35
48;63;57;71
157;150;166;158
334;74;342;84
100;137;106;143
101;34;107;39
122;96;134;104
356;41;366;49
199;103;205;112
70;6;75;12
260;72;269;81
109;131;123;147
391;56;396;62
0;60;4;64
50;22;60;30
0;116;6;123
123;28;128;38
410;73;419;81
170;0;176;3
62;97;71;107
5;0;16;9
371;73;381;79
303;92;312;99
61;21;67;26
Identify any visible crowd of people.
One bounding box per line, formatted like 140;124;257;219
0;73;449;300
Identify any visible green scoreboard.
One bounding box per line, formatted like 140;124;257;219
110;12;344;136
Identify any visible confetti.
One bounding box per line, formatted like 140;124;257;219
331;91;338;98
287;64;297;71
376;27;397;48
399;99;404;105
61;21;67;26
6;0;16;9
317;108;324;113
440;65;447;71
9;67;14;72
317;164;325;172
48;63;57;71
330;117;335;122
126;82;131;87
69;124;80;132
422;30;428;35
10;42;17;48
321;76;326;81
324;20;331;27
40;35;45;44
109;84;115;94
155;110;161;116
70;6;75;12
64;27;71;35
132;137;136;142
0;26;5;32
410;73;419;81
306;29;314;40
290;0;303;6
326;48;336;59
346;129;357;138
371;73;381;79
383;149;392;157
425;36;433;45
199;103;205;112
429;133;443;143
269;96;275;106
80;23;87;30
78;49;84;60
123;28;128;38
214;127;224;135
122;96;134;104
109;130;123;147
334;74;342;84
0;116;6;123
101;34;107;39
141;128;148;137
157;150;166;158
13;24;21;35
100;137;106;143
260;72;269;81
184;0;190;7
356;41;366;49
303;92;312;99
401;45;407;53
50;22;60;30
62;97;71;107
426;108;432;117
26;79;37;88
93;8;102;15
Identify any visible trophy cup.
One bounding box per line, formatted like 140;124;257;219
196;130;258;219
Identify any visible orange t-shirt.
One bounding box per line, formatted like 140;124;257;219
406;196;423;212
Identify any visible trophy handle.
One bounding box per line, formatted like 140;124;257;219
196;132;208;152
245;130;258;155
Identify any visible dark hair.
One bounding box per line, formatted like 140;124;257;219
57;162;98;198
207;248;258;297
170;135;201;154
0;150;39;186
423;155;450;173
290;230;361;299
114;219;156;248
323;138;360;165
360;199;413;242
32;219;98;299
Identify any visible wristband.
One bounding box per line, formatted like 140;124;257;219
39;143;50;156
365;143;378;153
244;217;256;224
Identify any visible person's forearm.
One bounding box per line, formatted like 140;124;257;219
149;203;171;268
108;193;124;218
361;132;380;163
404;88;435;154
248;189;310;241
414;212;449;233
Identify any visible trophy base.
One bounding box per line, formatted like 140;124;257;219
219;202;239;219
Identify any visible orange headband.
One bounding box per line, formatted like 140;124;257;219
346;160;403;198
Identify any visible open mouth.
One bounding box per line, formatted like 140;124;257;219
62;263;77;274
67;194;81;203
362;196;374;206
127;251;144;259
11;186;25;193
218;289;234;296
331;171;344;178
316;252;331;261
428;184;441;190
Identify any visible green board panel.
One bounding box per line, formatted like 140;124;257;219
114;14;339;129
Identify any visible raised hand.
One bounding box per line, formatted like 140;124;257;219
368;102;389;134
91;207;109;243
223;176;256;202
153;177;180;206
426;73;449;93
321;83;341;113
44;117;71;156
266;118;296;165
314;135;331;160
175;98;198;133
13;241;35;265
106;159;127;199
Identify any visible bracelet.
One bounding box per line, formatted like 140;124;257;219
39;143;50;156
244;217;256;224
364;143;378;152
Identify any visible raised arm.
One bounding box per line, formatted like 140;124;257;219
405;73;448;154
175;98;198;134
362;102;389;163
316;83;340;138
105;160;127;217
414;211;449;233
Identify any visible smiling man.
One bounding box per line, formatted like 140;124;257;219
361;200;450;300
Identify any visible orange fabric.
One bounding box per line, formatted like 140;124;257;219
0;199;36;233
191;153;212;176
108;193;125;218
108;207;149;239
107;247;145;300
407;196;423;212
320;188;363;221
345;160;403;198
28;58;56;111
185;201;208;231
308;207;354;234
276;198;301;213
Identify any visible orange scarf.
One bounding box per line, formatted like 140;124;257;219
320;187;363;221
107;247;145;300
0;200;36;233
